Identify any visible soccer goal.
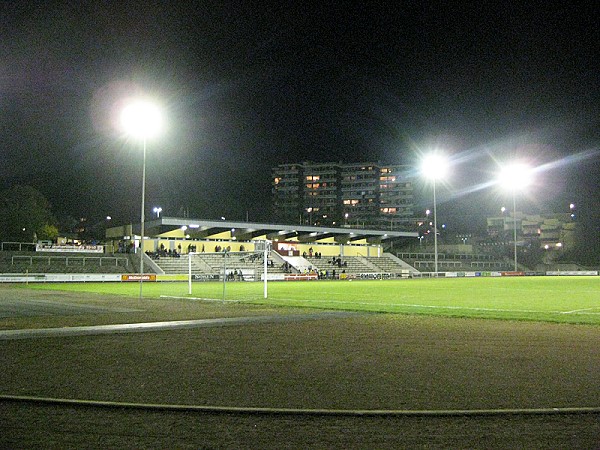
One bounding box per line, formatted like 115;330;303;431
186;241;272;298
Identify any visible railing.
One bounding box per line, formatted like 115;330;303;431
1;242;36;252
414;261;462;268
397;252;498;261
11;255;128;267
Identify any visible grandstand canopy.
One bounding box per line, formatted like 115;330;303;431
108;217;418;245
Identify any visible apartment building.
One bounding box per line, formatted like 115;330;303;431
272;161;414;230
486;212;576;251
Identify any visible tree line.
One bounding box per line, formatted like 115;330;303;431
0;185;58;242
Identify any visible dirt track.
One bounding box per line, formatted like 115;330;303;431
1;286;599;448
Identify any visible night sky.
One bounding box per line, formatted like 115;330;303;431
1;2;598;234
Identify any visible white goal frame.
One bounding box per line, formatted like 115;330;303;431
187;240;272;298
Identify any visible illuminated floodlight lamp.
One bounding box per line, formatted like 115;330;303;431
497;163;532;192
120;100;163;139
421;153;449;181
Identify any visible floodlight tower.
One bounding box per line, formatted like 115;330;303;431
421;152;449;276
121;99;163;299
497;162;532;272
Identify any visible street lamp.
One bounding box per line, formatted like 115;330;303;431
497;162;532;272
421;152;449;276
121;99;163;299
153;206;162;218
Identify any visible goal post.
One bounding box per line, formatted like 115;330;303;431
186;241;272;298
255;240;272;299
188;252;196;295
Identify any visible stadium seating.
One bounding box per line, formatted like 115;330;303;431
395;252;515;272
0;246;516;278
0;250;133;274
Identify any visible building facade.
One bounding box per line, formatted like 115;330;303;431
486;211;576;253
272;161;414;230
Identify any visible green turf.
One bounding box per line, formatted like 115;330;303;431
23;276;600;325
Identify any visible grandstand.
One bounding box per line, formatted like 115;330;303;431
0;245;519;279
147;251;418;279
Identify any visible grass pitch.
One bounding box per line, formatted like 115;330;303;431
4;279;600;448
24;276;600;325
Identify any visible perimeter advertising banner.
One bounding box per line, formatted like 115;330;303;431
121;274;157;282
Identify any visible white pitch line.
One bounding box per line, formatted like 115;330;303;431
561;307;598;314
159;295;600;316
281;298;556;314
270;298;600;315
160;295;239;303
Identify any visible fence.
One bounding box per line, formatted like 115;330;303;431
11;255;129;267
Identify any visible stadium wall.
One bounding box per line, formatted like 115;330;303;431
1;270;597;283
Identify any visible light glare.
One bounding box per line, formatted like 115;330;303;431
498;163;532;191
121;100;162;138
421;153;449;180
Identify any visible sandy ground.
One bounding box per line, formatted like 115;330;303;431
1;285;599;448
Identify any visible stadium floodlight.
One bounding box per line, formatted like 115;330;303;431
421;152;449;276
497;162;532;272
121;100;163;139
121;99;163;299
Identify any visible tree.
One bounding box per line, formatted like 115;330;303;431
0;185;58;242
38;223;60;241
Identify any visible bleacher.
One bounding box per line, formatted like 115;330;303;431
305;256;376;275
0;251;132;274
154;252;287;276
363;254;409;274
153;256;198;274
396;252;515;272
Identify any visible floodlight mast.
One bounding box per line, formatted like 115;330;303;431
512;192;517;271
121;99;163;299
432;176;438;276
139;137;147;298
421;153;449;277
498;163;532;272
